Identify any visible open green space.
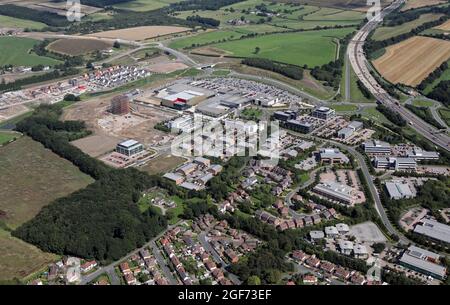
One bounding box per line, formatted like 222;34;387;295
349;66;375;103
169;29;246;49
361;106;390;124
412;99;435;107
210;27;355;67
424;59;450;94
372;13;444;41
212;69;231;76
329;104;358;112
0;15;46;29
438;107;450;127
0;131;20;145
114;0;182;12
0;37;61;67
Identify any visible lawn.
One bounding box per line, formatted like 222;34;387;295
350;66;375;103
210;27;355;67
212;69;231;76
0;137;94;229
329;104;358;112
0;15;46;30
438;107;450;127
0;131;20;146
412;100;435;107
372;13;444;41
362;106;390;124
0;37;61;67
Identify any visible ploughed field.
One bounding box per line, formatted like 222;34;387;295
47;38;113;56
87;25;191;41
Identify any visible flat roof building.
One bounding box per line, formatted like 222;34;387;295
319;148;349;164
399;246;447;280
116;139;144;157
413;218;450;244
311;106;335;120
363;140;391;155
337;127;354;139
313;182;354;205
348;121;363;131
284;120;314;134
385;181;414;199
374;156;417;171
406;147;439;161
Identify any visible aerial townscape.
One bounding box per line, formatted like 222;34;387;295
1;0;450;294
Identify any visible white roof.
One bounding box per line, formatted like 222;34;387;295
413;219;450;244
119;139;140;148
354;244;368;254
336;223;350;232
325;226;339;235
310;230;325;239
338;240;354;250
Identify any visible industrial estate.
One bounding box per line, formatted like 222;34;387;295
0;0;449;291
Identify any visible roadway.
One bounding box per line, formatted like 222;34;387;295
348;0;450;152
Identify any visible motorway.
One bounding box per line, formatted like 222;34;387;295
348;0;450;152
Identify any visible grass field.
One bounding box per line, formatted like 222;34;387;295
169;30;247;49
0;131;20;146
0;228;57;281
140;154;186;175
372;13;443;41
87;25;191;41
0;137;94;229
412;100;435;107
209;27;355;67
0;137;93;280
438;107;450;127
373;36;450;87
401;0;446;11
424;59;450;94
0;37;61;67
329;104;358;112
362;106;390;124
47;38;113;56
0;14;46;29
114;0;182;11
349;65;375;103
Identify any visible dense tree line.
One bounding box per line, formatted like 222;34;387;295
0;5;70;27
405;104;445;129
12;105;169;263
52;0;134;7
187;15;220;27
418;61;448;91
242;58;303;80
427;80;450;108
376;104;407;127
357;80;373;99
384;5;450;26
168;0;246;11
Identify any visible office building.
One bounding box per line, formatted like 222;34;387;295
385;181;414;199
413;218;450;244
284;120;314;134
363;140;391;155
374;156;416;171
399;246;447;280
116;140;144;156
318;148;349;164
313;182;354;205
406;147;440;161
311;106;335;120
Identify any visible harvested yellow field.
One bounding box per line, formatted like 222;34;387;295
401;0;446;11
87;26;191;41
434;19;450;31
373;36;450;86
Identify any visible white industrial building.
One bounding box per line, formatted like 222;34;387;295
413;218;450;244
363;140;391;155
385;181;414;199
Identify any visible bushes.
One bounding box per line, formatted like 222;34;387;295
427;80;450;108
187;15;220;27
376;105;407;127
405;104;444;129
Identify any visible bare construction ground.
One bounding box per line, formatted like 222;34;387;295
373;36;450;86
140;154;187;175
87;26;191;41
47;38;113;56
350;222;387;243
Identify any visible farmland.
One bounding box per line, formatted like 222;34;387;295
169;30;247;49
274;0;393;11
372;13;444;41
0;37;61;67
206;27;355;67
0;14;46;29
0;137;93;281
113;0;182;12
47;38;113;56
401;0;447;11
373;36;450;87
87;25;191;41
433;19;450;31
0;137;94;229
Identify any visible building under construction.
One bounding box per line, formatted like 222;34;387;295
110;94;130;115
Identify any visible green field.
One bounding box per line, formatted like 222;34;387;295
210;27;355;67
412;99;435;107
114;0;182;11
424;59;450;94
372;13;444;41
0;131;20;145
438;107;450;127
362;106;390;124
349;66;374;103
329;104;358;112
170;30;246;49
0;37;61;67
0;15;46;30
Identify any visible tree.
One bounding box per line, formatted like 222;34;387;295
254;46;260;54
113;41;121;49
247;275;261;285
372;243;386;254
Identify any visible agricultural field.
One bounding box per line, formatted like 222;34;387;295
433;19;450;31
274;0;393;11
0;228;58;281
47;38;113;56
401;0;447;11
373;36;450;87
87;25;191;41
372;13;444;41
0;14;46;29
0;137;94;229
206;27;355;67
0;37;61;67
114;0;182;12
169;29;247;49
